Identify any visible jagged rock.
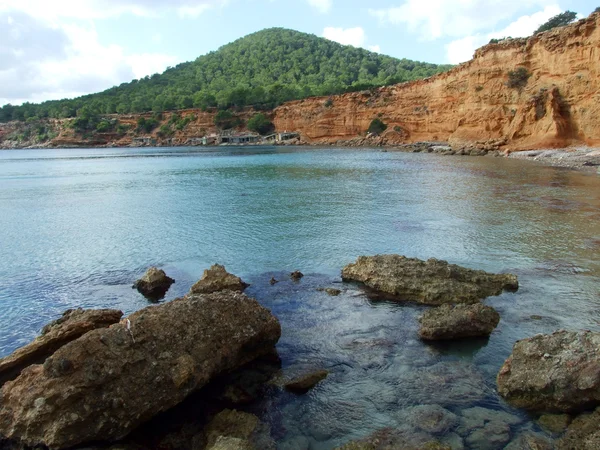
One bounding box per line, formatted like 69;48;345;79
0;308;122;386
537;413;572;435
396;405;459;435
497;330;600;413
0;291;281;449
284;369;328;394
556;407;600;449
290;271;304;281
341;255;518;305
335;428;451;450
418;304;500;340
133;267;175;300
189;264;248;295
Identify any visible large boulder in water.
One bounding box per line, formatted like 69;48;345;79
0;291;281;449
133;267;175;300
0;308;123;386
341;255;518;305
497;330;600;413
189;264;249;295
418;304;501;340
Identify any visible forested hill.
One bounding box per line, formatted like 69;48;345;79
0;28;452;122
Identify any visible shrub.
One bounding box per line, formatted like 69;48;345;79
137;117;159;133
475;85;484;92
534;11;577;35
507;67;531;90
367;118;387;135
324;98;333;108
214;110;242;129
247;113;274;135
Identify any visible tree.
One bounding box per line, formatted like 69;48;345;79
367;118;387;135
214;110;242;129
506;67;531;90
534;11;578;34
595;7;600;13
247;114;274;135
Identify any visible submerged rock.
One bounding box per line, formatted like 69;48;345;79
0;291;281;449
133;267;175;300
537;413;572;435
284;369;329;394
0;308;122;386
290;271;304;281
341;255;518;305
396;405;459;435
189;264;249;295
418;304;500;340
197;409;275;450
456;407;522;450
335;428;451;450
556;407;600;449
497;330;600;413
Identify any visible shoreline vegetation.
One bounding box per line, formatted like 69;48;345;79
1;259;598;449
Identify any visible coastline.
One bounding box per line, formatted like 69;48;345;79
2;140;599;173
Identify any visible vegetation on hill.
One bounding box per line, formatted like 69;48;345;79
0;28;452;123
534;11;578;34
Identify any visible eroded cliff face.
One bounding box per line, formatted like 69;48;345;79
274;13;600;150
1;14;599;151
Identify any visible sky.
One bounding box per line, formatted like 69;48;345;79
0;0;598;106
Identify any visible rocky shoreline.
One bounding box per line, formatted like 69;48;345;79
1;257;599;449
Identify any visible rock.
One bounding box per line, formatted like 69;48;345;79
418;304;500;340
198;409;274;450
269;277;278;285
290;271;304;281
497;330;600;413
556;407;600;449
207;436;253;450
0;308;123;386
0;291;281;449
317;287;342;296
537;413;571;435
396;405;459;435
285;369;328;394
341;255;518;305
457;407;522;450
133;267;174;300
189;264;249;295
504;431;554;450
335;428;451;450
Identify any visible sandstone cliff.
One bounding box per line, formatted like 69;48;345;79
1;13;599;151
273;13;600;150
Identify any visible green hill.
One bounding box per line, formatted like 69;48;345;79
0;28;452;123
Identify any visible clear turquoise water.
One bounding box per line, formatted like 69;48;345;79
0;146;599;448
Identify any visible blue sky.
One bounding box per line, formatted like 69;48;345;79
1;0;598;106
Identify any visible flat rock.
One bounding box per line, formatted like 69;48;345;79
189;264;249;295
0;308;123;386
133;267;175;300
537;413;571;435
0;291;280;449
335;428;451;450
556;407;600;450
341;255;518;305
418;304;500;340
497;330;600;413
285;369;329;394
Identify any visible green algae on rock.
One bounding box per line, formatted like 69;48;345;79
341;255;518;305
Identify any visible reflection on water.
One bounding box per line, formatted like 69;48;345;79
0;147;599;448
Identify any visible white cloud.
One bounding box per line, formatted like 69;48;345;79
445;5;562;64
369;0;557;40
0;11;179;105
0;0;227;20
323;26;366;47
368;45;381;53
307;0;332;14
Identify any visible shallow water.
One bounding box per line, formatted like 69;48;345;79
0;146;599;449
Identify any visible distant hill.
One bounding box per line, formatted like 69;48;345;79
0;28;452;122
